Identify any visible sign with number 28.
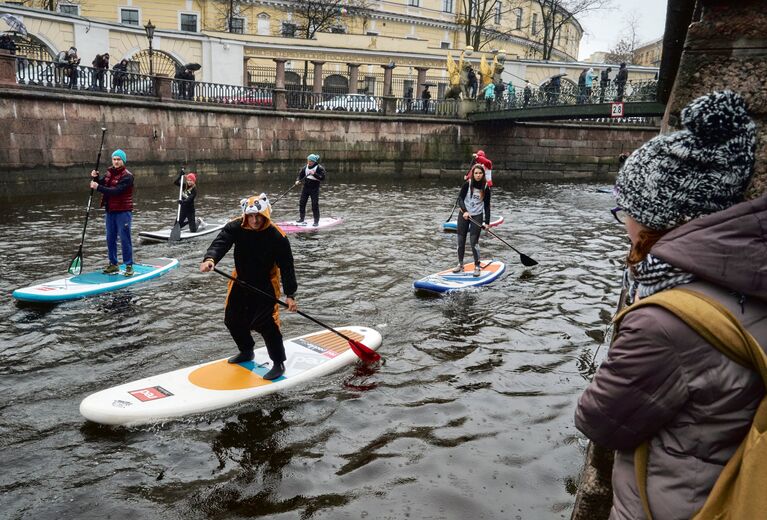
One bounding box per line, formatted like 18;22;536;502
611;102;624;118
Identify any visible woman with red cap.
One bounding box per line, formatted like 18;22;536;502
466;150;493;186
174;170;202;232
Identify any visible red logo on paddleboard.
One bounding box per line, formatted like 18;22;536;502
128;385;174;402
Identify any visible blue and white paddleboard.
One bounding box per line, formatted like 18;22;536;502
442;216;504;232
12;257;179;303
413;260;506;294
80;326;383;426
138;219;225;243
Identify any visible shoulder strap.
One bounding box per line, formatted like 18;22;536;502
615;288;766;520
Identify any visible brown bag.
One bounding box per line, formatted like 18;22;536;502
614;288;767;520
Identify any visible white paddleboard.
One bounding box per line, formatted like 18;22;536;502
12;258;179;303
413;260;506;294
275;216;344;233
80;326;382;426
138;219;225;242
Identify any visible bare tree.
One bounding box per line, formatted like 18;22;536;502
278;0;371;89
605;13;640;64
206;0;251;33
527;0;611;60
457;0;535;52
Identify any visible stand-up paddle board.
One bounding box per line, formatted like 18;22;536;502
413;260;506;294
12;257;179;303
80;326;382;426
442;216;504;232
275;216;344;234
138;219;225;243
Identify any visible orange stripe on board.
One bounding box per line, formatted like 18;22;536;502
188;329;365;390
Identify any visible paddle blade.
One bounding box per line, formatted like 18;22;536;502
169;222;181;242
520;254;538;267
348;339;381;364
68;255;82;276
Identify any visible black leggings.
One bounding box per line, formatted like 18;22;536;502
224;286;286;363
299;187;320;223
179;206;197;232
457;213;483;265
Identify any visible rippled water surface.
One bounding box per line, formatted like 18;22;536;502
0;177;628;519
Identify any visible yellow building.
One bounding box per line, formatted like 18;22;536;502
1;1;656;96
634;37;663;68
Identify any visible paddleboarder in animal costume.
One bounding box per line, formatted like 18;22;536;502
295;153;326;226
90;149;135;276
200;194;298;381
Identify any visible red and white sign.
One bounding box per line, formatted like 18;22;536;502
610;102;624;118
129;386;173;402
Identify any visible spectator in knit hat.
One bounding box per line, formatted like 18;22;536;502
575;90;767;519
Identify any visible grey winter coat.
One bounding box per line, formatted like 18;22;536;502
575;194;767;520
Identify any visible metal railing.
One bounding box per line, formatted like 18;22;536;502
473;79;658;112
172;78;273;107
394;97;460;117
15;57;155;96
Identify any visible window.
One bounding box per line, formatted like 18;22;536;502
281;22;296;37
180;13;198;32
364;76;376;95
59;4;79;15
442;0;453;12
532;13;538;35
120;8;139;26
514;8;522;30
257;13;270;35
365;31;379;36
494;2;501;24
408;0;420;6
229;16;244;34
330;25;346;34
440;41;450;49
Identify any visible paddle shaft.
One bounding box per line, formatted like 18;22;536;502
467;215;538;266
271;182;298;206
76;128;107;253
175;168;185;221
213;267;358;344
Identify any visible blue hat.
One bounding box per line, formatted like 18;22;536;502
112;149;127;163
307;154;320;163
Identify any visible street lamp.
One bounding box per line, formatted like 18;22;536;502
144;19;156;76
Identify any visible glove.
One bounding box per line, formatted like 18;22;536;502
295;180;301;185
178;199;183;203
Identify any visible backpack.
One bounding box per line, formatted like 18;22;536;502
615;288;767;520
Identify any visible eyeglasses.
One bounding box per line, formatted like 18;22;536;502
610;206;628;224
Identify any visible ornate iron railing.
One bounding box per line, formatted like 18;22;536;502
14;57;155;96
172;78;273;107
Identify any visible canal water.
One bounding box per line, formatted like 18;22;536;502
0;176;627;519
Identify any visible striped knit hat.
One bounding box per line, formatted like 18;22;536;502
614;90;756;230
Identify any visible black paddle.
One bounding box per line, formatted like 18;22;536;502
212;267;381;364
169;167;185;242
68;127;107;276
467;215;538;267
271;181;299;206
445;193;460;223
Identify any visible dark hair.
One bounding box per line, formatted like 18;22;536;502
627;227;669;265
469;165;487;199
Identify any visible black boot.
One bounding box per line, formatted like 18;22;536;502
227;351;254;364
262;362;285;380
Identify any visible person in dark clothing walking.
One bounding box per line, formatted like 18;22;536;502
599;66;612;103
174;170;202;232
295;153;326;226
404;86;413;112
90;149;135;276
467;67;478;99
615;62;628;101
200;194;298;380
453;164;491;277
523;80;532;107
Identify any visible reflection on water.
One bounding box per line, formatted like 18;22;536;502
0;177;627;518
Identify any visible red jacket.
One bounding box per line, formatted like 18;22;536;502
98;166;134;212
466;151;493;185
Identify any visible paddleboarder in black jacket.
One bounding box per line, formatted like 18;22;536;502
295;153;326;226
200;194;298;380
174;171;200;232
454;164;491;277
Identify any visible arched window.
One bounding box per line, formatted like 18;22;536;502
323;74;348;95
257;13;270;35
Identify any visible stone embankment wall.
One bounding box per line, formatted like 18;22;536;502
0;87;658;196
